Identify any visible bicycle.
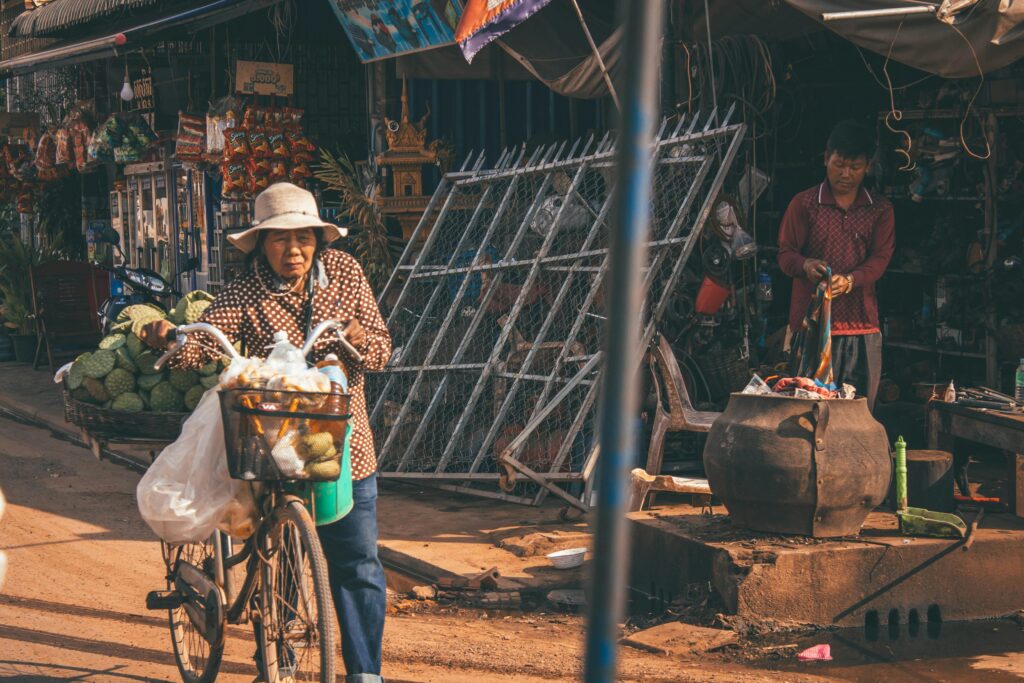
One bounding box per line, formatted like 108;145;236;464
138;320;362;683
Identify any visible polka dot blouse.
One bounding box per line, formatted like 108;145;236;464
170;249;392;480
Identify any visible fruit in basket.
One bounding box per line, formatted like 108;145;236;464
150;382;185;412
297;432;335;461
136;351;161;375
67;353;90;390
104;368;136;398
71;387;94;404
184;385;205;411
82;350;116;379
111;392;144;412
98;334;126;351
200;374;220;390
82;377;110;403
116;303;164;324
169;369;199;392
137;372;165;391
139;391;151;409
110;320;133;335
125;333;145;358
305;458;341;480
114;347;137;372
199;361;219;377
184;299;212;324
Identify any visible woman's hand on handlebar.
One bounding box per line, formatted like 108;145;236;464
140;319;176;350
345;318;366;351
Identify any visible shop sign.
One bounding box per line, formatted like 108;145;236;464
329;0;463;63
235;60;294;97
131;68;155;113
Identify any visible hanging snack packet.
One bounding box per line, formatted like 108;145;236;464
267;129;289;158
54;129;72;167
248;130;270;158
223;129;250;161
221;162;248;196
34;132;56;172
175;112;206;162
286;129;314;162
268;159;289;182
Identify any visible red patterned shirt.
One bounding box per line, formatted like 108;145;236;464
169;249;391;480
778;182;895;336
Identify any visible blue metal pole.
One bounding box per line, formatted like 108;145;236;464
583;1;665;682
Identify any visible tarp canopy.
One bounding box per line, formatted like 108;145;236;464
11;0;162;38
784;0;1024;78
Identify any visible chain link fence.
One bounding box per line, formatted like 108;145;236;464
368;108;745;507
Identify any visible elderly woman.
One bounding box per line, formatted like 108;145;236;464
142;182;391;683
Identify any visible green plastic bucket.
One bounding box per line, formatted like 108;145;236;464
303;423;354;526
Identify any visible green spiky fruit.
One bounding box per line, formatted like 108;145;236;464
199;361;218;377
82;377;110;403
98;334;126;350
184;385;205;411
168;304;186;326
169;369;199;392
136;351;161;375
72;387;95;404
110;320;133;335
103;368;136;398
82;350;116;379
137;372;165;391
126;333;145;358
305;458;341;480
116;303;165;323
150;382;185;412
200;374;220;390
112;392;144;412
298;432;335;461
67;355;89;390
184;300;211;324
183;290;214;304
115;347;137;372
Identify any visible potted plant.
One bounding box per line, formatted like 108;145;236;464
0;285;35;363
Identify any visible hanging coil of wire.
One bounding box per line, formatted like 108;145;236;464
679;35;776;136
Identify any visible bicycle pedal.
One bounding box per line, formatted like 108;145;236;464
146;590;184;610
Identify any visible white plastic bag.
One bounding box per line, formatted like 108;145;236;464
137;390;254;543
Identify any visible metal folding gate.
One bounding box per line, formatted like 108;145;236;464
368;108;745;507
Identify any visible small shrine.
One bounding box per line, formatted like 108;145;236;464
376;79;445;241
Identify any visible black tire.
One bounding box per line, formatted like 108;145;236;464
258;500;337;682
164;538;225;683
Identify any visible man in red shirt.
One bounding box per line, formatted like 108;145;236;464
778;120;895;410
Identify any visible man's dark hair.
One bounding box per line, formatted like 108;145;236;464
826;120;875;161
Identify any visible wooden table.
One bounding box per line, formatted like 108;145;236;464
928;402;1024;517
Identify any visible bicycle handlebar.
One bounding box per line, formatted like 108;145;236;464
152;319;363;372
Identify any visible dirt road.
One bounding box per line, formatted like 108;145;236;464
0;415;823;682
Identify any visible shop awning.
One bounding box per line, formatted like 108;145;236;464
784;0;1024;77
10;0;161;38
0;0;283;75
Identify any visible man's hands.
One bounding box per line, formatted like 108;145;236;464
139;319;176;349
802;258;828;283
830;273;854;297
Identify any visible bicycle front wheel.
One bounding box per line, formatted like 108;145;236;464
258;500;336;682
163;538;224;683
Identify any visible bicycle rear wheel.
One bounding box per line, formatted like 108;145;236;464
163;537;224;683
258;500;336;682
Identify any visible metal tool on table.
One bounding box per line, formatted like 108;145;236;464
895;436;967;539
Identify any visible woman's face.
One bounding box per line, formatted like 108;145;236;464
262;228;317;281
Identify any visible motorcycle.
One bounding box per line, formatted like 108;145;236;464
92;227;200;334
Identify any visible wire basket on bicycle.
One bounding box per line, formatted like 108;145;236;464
220;387;352;482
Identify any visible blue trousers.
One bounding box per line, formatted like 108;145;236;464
317;473;387;682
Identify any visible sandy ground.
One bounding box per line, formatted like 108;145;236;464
0;415;829;683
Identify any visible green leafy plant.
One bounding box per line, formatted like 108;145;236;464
0;233;66;335
314;149;393;291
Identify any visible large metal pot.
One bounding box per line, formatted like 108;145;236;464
703;393;891;537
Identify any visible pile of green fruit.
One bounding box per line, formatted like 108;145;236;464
65;291;221;413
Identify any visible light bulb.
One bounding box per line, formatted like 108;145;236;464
120;75;134;102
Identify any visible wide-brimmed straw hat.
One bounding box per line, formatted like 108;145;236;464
227;182;347;253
